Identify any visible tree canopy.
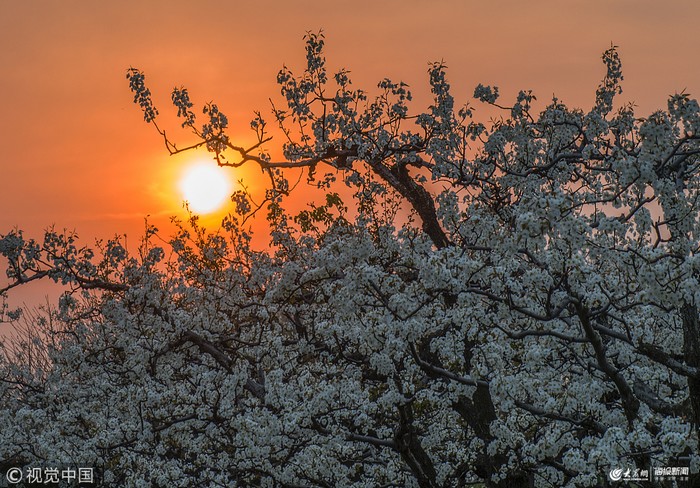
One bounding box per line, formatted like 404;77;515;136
1;32;699;487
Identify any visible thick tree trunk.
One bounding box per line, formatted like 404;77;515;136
451;340;535;487
368;160;450;250
394;403;440;488
367;160;537;485
681;304;700;431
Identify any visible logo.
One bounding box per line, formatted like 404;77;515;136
608;467;650;482
609;468;623;481
654;466;690;481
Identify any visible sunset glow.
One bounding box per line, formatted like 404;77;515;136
179;162;232;214
2;1;700;242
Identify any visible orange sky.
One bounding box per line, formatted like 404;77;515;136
2;0;700;306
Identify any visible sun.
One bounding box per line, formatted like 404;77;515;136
179;161;232;214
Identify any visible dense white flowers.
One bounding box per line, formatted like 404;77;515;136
1;34;700;487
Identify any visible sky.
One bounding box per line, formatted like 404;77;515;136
2;0;700;308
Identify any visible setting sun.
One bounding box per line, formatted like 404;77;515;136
179;161;232;214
